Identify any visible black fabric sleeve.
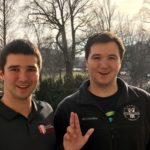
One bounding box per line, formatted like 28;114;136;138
146;93;150;150
54;101;71;150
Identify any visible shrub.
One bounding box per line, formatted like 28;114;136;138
35;74;87;110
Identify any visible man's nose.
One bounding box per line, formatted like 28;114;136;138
99;59;109;68
18;70;28;81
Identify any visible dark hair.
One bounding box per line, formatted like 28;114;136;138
0;39;42;71
85;32;125;59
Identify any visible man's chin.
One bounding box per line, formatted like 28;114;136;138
97;80;113;87
16;94;32;101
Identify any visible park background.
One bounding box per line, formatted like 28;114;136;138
0;0;149;109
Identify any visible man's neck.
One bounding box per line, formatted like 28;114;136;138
88;81;118;98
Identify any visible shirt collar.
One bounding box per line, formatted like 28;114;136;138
77;78;140;107
0;101;18;120
0;99;43;120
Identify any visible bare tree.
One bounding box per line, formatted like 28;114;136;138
23;0;92;78
22;18;47;49
0;0;18;49
86;0;116;34
125;40;150;86
107;9;150;87
139;0;150;23
117;18;150;86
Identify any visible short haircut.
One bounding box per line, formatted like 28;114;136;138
85;32;125;60
0;39;42;71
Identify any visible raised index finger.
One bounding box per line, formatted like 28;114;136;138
74;113;81;132
70;112;75;128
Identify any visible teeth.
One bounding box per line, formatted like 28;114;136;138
20;86;28;88
17;85;29;88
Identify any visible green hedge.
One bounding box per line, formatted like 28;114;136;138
35;74;87;110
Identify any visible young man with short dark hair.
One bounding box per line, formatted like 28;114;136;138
54;32;150;150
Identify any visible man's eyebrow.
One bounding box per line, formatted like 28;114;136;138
91;54;101;57
109;54;118;56
27;65;38;69
8;65;19;69
108;54;119;58
7;65;37;69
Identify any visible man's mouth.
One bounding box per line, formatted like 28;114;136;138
98;72;110;75
16;85;30;89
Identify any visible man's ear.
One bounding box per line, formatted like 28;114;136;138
85;59;88;69
0;70;4;80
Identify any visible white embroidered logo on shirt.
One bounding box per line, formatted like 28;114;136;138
123;105;140;121
82;117;98;121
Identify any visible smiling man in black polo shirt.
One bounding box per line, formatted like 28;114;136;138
0;39;56;150
0;39;94;150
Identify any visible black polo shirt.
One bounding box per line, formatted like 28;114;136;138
0;99;56;150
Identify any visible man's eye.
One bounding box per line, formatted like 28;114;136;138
10;68;19;71
109;57;116;60
93;57;100;60
28;68;37;72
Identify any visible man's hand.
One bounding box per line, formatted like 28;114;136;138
63;112;94;150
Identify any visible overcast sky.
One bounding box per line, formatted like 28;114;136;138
112;0;144;15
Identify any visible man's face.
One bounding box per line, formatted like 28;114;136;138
86;42;122;88
0;54;40;101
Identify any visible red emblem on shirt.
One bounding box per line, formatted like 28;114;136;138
38;124;54;135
